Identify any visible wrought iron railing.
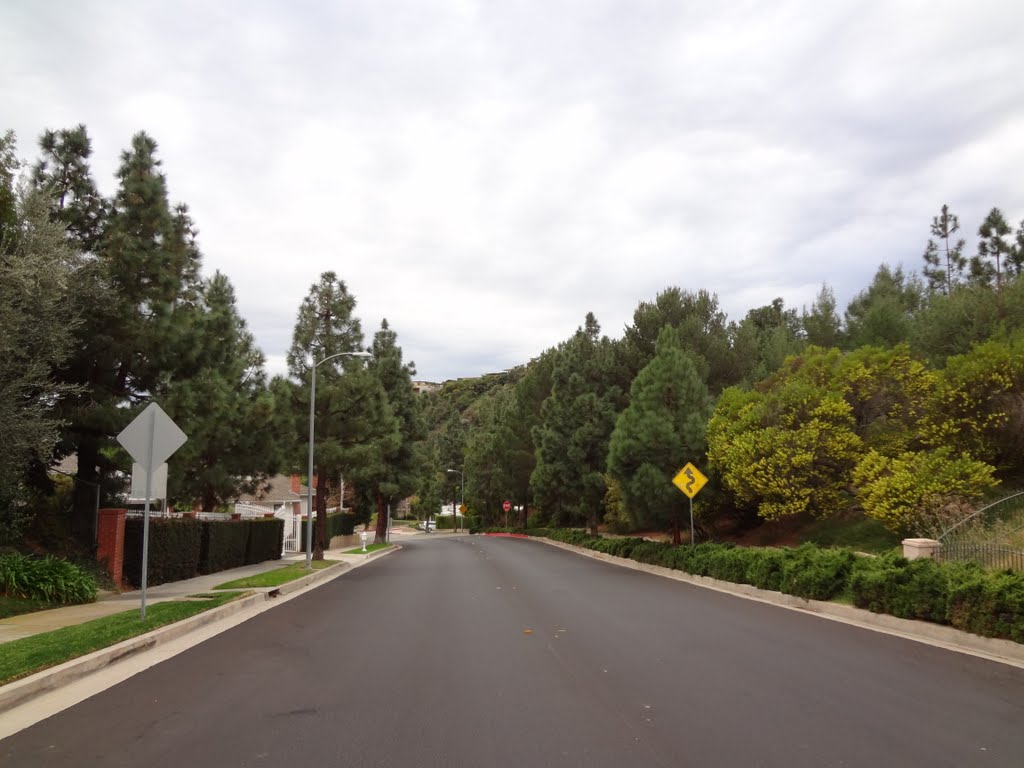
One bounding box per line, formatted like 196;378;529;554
936;491;1024;571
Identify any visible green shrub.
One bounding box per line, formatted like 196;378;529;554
437;515;476;530
851;555;967;622
743;548;789;592
0;553;98;605
124;517;202;587
948;569;1024;642
780;544;855;601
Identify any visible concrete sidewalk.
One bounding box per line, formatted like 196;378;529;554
0;546;388;645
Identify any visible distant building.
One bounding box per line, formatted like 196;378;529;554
412;380;441;395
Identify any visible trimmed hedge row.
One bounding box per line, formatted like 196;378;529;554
124;518;284;587
298;512;357;552
478;528;1024;644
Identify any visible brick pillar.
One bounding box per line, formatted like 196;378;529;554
97;508;127;590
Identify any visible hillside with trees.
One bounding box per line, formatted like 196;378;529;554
3;124;1024;557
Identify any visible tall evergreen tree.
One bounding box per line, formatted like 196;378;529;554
970;207;1013;290
624;287;738;394
365;319;424;543
31;124;108;254
40;130;196;541
286;272;374;557
731;297;803;383
607;327;712;544
801;284;843;348
922;204;966;294
531;313;624;533
843;265;923;349
161;272;281;510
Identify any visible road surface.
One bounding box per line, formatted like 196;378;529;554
3;535;1024;766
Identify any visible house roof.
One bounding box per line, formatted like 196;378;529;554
233;475;307;504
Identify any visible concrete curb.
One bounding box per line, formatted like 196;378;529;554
533;537;1024;668
0;546;398;714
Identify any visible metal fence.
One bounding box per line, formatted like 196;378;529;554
936;540;1024;571
936;491;1024;571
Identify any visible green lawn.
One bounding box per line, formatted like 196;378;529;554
0;592;246;686
342;543;392;555
212;560;339;590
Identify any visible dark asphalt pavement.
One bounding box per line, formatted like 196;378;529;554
2;535;1024;767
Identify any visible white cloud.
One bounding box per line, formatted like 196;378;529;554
3;0;1024;382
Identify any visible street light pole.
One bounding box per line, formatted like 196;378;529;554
446;468;464;533
306;350;371;570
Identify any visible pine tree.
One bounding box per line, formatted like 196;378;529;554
365;319;424;543
922;204;966;294
41;130;196;542
286;272;375;557
843;265;923;349
801;284;843;348
31;124;108;253
624;287;738;394
161;272;281;510
531;312;624;533
970;207;1013;290
607;327;712;544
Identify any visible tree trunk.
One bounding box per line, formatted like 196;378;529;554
313;480;327;560
374;493;388;544
71;437;100;548
672;513;681;546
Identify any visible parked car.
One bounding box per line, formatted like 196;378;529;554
416;520;437;531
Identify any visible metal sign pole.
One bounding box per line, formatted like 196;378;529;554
140;411;154;620
689;496;694;547
140;468;152;619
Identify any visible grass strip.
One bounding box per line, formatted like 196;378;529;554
0;592;245;686
212;560;338;590
342;543;392;555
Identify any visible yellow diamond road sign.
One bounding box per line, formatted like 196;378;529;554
673;462;708;499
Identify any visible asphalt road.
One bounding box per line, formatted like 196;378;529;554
3;535;1024;767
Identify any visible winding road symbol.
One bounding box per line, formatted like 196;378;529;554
672;462;708;499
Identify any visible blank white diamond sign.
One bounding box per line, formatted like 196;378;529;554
117;403;187;470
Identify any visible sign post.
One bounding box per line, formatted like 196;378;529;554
672;462;708;545
117;403;187;619
503;499;511;527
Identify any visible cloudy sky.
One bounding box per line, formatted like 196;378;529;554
4;1;1024;382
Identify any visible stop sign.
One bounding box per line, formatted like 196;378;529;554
502;500;511;513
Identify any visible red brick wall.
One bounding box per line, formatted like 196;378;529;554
96;508;127;590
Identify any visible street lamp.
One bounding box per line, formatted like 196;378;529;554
446;468;464;533
306;350;372;569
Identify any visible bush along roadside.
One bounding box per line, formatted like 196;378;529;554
0;553;98;605
478;528;1024;645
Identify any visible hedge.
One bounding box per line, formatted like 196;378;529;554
299;512;357;552
125;517;284;586
200;521;249;574
246;518;285;564
124;517;202;587
475;528;1024;645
